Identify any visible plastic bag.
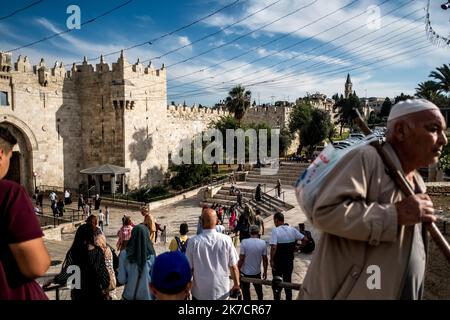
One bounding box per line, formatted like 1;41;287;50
295;136;377;217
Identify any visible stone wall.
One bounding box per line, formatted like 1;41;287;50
242;105;292;128
165;105;229;164
0;51;300;192
0;55;82;191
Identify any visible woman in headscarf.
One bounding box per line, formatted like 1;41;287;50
95;233;117;300
116;215;134;251
43;224;110;300
235;204;256;242
117;224;156;300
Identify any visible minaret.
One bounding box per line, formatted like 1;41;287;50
345;73;352;98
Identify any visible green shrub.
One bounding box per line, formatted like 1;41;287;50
170;164;212;189
127;185;170;202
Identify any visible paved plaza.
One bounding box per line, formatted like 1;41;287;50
40;182;317;300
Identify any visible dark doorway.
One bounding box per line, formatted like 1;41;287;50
4;151;21;184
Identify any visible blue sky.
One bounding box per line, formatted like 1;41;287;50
1;0;449;106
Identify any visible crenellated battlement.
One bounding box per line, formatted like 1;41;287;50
167;104;229;115
0;50;167;89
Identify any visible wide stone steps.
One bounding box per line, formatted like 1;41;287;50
247;177;298;186
247;171;303;178
200;184;293;219
245;162;307;187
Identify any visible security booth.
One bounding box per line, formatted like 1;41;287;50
80;164;130;195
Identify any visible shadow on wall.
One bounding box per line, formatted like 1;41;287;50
142;165;165;187
129;128;153;187
55;78;82;190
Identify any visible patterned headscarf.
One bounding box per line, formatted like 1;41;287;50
126;224;155;272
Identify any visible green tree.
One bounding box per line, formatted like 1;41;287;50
379;97;392;118
368;111;383;127
394;93;414;104
279;127;293;157
334;93;362;135
288;102;313;135
439;139;450;176
415;81;441;101
301;108;333;157
225;85;251;125
288;103;313;154
429;63;450;95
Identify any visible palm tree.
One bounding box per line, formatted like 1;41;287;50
225;85;251;125
429;64;450;95
415;80;441;101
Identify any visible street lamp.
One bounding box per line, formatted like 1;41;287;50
33;171;38;191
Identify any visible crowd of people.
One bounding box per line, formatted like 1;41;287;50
1;98;447;301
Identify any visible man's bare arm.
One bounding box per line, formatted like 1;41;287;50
270;244;277;271
237;254;245;270
9;238;51;279
230;264;241;293
262;255;268;279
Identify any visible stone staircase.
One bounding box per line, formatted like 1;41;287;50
246;162;309;187
200;185;294;218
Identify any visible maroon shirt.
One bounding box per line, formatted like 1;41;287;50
0;180;48;300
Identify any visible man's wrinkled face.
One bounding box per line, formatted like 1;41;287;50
0;148;12;180
405;110;448;168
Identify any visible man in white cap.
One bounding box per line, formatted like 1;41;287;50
298;99;447;299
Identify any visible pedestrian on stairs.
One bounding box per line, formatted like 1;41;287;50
169;223;189;253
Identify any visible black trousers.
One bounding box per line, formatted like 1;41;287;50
272;260;294;300
241;273;263;300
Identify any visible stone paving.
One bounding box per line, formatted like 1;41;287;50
40;182;315;300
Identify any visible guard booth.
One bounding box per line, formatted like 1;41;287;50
80;164;130;196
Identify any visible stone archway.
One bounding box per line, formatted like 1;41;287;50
0;122;34;193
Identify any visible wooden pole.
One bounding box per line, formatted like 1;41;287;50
240;276;301;290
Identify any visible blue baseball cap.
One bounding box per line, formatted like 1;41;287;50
151;251;192;294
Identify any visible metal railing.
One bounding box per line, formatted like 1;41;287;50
37;204;83;228
259;185;286;207
240;276;302;291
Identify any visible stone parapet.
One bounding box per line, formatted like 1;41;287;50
425;182;450;195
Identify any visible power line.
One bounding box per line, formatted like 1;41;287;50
6;0;134;53
6;0;432;104
166;0;397;95
7;0;317;89
149;0;282;61
0;0;44;22
5;0;242;76
10;41;435;104
69;0;419;100
167;24;429;99
75;0;242;65
168;0;359;85
167;0;319;68
233;4;424;88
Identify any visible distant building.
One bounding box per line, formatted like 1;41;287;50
344;73;352;99
360;97;387;114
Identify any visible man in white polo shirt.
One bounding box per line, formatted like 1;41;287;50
186;208;241;300
238;225;268;300
270;212;306;300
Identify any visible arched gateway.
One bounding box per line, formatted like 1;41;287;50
0;119;36;193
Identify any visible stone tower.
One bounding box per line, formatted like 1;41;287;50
345;73;352;98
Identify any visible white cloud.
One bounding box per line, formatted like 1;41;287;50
178;36;191;47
